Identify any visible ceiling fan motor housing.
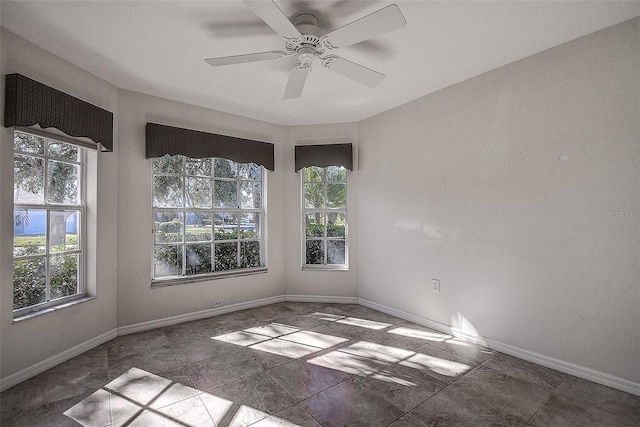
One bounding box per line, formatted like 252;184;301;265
285;13;325;65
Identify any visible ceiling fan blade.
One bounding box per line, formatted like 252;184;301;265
243;0;300;39
284;64;310;99
322;4;406;48
205;51;284;66
323;56;385;88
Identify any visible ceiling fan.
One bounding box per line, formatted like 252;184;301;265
205;1;407;99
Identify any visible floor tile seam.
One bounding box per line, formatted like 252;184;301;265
474;358;558;413
262;367;306;404
197;360;286;398
454;361;555;422
350;373;435;416
412;340;482;365
264;366;354;405
523;368;572;425
548;384;640;424
433;362;524;421
105;386;179;427
182;353;251;393
445;382;531;423
297;376;355;407
194;391;226;426
483;353;571;394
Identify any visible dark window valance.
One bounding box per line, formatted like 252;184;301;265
295;143;353;172
4;73;114;151
146;123;275;171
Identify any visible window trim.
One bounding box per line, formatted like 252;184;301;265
300;166;349;271
150;155;268;286
12;130;89;318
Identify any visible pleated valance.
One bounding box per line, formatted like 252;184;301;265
4;73;113;151
146;122;275;171
295;143;353;171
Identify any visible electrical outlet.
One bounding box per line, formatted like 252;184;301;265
212;299;224;308
432;279;440;293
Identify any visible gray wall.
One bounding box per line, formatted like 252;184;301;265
357;18;639;382
115;90;288;327
0;29;119;379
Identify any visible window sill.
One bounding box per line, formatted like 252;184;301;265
151;267;268;287
302;266;349;271
13;296;96;323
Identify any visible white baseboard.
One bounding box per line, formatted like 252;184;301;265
118;295;285;336
4;296;638;397
0;328;117;393
119;294;357;335
285;294;358;304
358;298;640;397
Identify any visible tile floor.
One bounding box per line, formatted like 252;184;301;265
1;302;639;426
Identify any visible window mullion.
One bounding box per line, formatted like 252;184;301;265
181;157;187;277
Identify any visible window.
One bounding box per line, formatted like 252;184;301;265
13;130;87;315
302;166;348;269
152;155;265;282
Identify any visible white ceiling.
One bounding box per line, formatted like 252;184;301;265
2;1;639;126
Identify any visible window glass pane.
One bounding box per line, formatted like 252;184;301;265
326;212;346;237
326;183;346;209
153;155;183;174
306;213;325;237
14;155;45;204
154;211;183;243
239;182;261;209
302;166;347;268
50;254;78;300
13;258;47;310
240;241;261;268
185;212;212;242
214;180;237;208
326;166;347;182
214;158;238;178
47;140;79;162
214;212;238;240
186;244;212;275
154;245;182;277
304;184;325;209
186;177;212;208
304;166;324;183
238;163;261;180
50;210;79;253
327;240;346;265
13;209;46;256
48;160;79;204
215;242;238;271
186;158;211;176
151;155;264;281
14;131;44;154
240;213;260;238
153;176;183;207
305;240;324;265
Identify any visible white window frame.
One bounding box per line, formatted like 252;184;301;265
12;130;88;318
151;155;267;286
301;166;348;271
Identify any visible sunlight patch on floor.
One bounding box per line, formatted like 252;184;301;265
400;353;471;377
250;338;320;359
64;367;235;426
280;330;349;349
336;317;391;330
387;326;451;342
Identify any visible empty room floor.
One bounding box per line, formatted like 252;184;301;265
1;302;638;426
